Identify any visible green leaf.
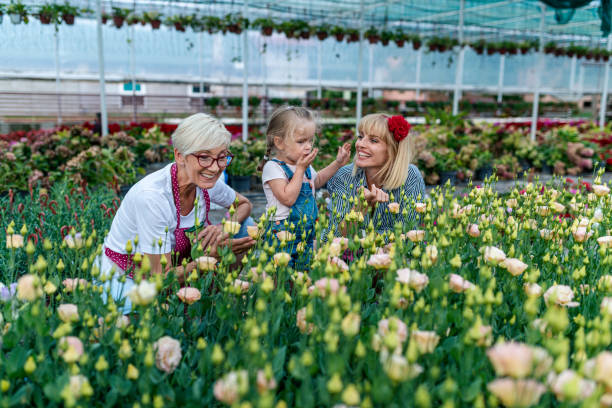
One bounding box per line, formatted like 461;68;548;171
272;346;286;377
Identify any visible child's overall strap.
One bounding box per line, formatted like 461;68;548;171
270;159;312;180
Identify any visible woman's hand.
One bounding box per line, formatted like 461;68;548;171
205;230;255;258
335;143;352;166
197;225;223;251
363;184;389;207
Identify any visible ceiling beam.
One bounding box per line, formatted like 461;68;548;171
411;0;524;22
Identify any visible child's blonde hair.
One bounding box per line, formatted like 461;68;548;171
258;106;318;171
354;113;415;190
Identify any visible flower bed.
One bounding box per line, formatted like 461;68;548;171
1;173;611;406
1;119;610;193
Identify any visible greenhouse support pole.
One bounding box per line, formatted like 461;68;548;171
199;31;204;112
130;25;137;122
241;0;249;142
530;4;546;142
317;41;322;99
368;44;373;97
452;0;465;116
95;0;107;136
578;64;584;99
599;35;611;128
497;54;505;103
415;48;422;100
569;55;577;95
54;28;62;125
356;0;364;128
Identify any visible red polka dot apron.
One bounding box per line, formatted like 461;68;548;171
105;163;211;278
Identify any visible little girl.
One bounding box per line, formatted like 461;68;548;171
260;106;351;268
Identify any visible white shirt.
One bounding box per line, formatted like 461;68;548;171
262;160;318;221
104;163;236;254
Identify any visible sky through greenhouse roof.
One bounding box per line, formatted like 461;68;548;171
8;0;610;43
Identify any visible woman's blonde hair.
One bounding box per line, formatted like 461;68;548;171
258;106;318;171
353;113;414;190
171;113;231;156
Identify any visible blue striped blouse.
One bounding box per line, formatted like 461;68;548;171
323;163;426;239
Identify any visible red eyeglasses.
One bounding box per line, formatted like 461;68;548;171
191;152;234;169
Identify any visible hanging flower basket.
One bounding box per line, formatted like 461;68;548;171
585;52;593;60
520;47;530;54
299;30;310;39
367;35;379;44
174;22;186;32
412;40;422;50
150;19;161;29
9;13;22;24
486;47;496;55
112;16;124;28
261;26;274;36
101;14;109;24
395;39;405;47
62;14;75;25
334;33;345;42
39;13;52;24
316;31;328;41
381;38;389;46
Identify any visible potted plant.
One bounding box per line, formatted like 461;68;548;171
224;13;247;34
365;27;379;44
204;97;221;113
143;11;162;29
411;34;422;50
346;28;359;43
380;30;393;46
472;39;486;55
287;98;302;106
269;97;286;106
433;148;459;186
315;24;330;41
101;12;109;24
203;16;221;34
59;3;78;25
126;12;141;26
505;41;518;55
518;41;531;54
475;151;494;180
226;140;256;192
393;30;407;47
227;97;243;111
7;1;28;24
486;42;497;55
112;7;129;28
189;15;204;32
37;4;57;25
253;17;275;36
331;26;345;42
294;20;311;39
248;96;261;115
544;41;557;54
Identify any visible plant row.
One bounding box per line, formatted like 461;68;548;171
2;2;610;61
2;117;611;192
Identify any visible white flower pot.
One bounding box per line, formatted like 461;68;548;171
9;13;22;24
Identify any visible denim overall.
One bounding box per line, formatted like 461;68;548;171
268;159;319;269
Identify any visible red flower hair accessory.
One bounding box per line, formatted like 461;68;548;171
387;115;410;142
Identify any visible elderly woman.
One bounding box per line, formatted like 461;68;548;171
325;113;425;238
97;113;256;312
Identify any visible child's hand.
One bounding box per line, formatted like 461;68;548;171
296;148;318;171
335;143;351;166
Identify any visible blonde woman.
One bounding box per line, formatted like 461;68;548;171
325;113;425;238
